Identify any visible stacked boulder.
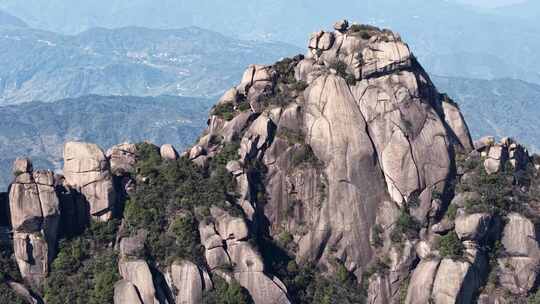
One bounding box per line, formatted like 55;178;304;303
9;158;60;286
475;136;529;174
406;210;490;303
107;143;138;176
116;231;159;304
199;207;290;304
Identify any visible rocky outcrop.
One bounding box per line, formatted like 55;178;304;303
160;144;179;161
63;141;116;221
454;213;491;241
114;280;143;304
9;158;60;286
479;138;529;175
497;213;540;295
118;259;159;304
431;258;483;304
165;260;213;304
198;207;290;304
107;143;138;176
406;259;440;304
115;229;159;304
440;97;474;152
5;280;42;304
188;20;479;303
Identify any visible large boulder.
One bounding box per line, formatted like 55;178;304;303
454;213;491;241
441;99;474;152
63;141;115;221
13;232;50;287
160;144;179;161
5;280;41;304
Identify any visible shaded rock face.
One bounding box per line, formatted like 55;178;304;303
0;192;8;227
63;141;116;221
8;158;60;286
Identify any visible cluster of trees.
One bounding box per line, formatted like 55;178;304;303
44;220;121;304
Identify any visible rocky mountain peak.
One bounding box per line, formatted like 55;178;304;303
0;20;539;304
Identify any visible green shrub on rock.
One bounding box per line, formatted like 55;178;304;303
437;231;464;259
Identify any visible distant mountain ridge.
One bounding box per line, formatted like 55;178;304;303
0;24;300;105
0;0;539;85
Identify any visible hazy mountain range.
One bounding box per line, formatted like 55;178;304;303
0;0;538;85
0;18;298;105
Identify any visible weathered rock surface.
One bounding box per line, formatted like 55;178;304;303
160;144;179;161
199;207;290;304
63;141;116;221
497;213;540;295
195;20;478;303
406;259;440;304
114;279;143;304
441;99;474;152
167;260;205;304
9;158;60;286
483;138;529;175
6;280;41;304
118;259;159;304
107;143;138;176
431;259;481;304
454;213;491;241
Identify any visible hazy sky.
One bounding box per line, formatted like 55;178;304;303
457;0;526;7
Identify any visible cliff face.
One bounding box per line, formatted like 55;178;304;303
1;20;539;304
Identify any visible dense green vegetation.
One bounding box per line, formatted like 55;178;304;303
125;142;242;267
44;220;121;304
203;276;253;304
456;152;538;216
348;24;381;40
390;208;420;244
0;243;25;304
